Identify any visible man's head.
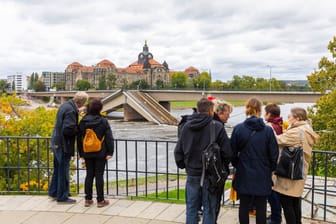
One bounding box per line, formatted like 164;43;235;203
197;98;214;117
73;91;89;108
215;100;232;123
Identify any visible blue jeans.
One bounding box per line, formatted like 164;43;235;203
48;143;71;201
186;175;219;224
268;190;282;223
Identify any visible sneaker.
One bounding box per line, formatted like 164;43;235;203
57;198;77;204
48;196;57;201
84;199;93;207
97;199;109;208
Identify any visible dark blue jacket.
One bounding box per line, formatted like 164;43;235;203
231;116;278;196
174;113;232;176
78;115;114;158
51;100;79;156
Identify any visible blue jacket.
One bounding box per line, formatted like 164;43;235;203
174;113;232;176
78;114;114;158
231;116;278;196
51;100;79;156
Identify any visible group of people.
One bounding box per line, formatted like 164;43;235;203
46;91;320;222
174;96;319;224
48;92;114;208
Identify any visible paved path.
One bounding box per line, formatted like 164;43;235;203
0;195;330;224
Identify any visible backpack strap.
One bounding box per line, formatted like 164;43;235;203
200;121;216;187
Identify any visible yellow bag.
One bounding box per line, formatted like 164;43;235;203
83;129;105;153
229;174;238;201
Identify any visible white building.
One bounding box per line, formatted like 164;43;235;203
42;71;65;90
7;74;28;92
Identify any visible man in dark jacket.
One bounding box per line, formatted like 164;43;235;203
174;98;232;224
48;91;89;203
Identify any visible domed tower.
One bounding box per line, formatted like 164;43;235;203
138;40;154;65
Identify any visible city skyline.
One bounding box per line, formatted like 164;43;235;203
0;0;335;81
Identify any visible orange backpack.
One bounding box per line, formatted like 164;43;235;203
83;128;105;153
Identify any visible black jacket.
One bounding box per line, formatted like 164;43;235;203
78;115;114;158
51;100;79;156
174;113;232;176
231;116;278;196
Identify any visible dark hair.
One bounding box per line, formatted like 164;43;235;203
265;103;280;117
87;99;103;115
197;98;214;114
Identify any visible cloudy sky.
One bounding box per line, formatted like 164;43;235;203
0;0;335;81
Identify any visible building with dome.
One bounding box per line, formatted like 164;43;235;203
64;41;170;90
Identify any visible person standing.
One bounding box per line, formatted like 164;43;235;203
174;98;232;224
231;98;279;224
78;99;114;208
273;107;319;224
264;103;283;224
48;91;89;203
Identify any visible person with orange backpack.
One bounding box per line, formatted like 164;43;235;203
78;99;114;208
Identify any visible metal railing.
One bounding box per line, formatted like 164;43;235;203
0;136;335;222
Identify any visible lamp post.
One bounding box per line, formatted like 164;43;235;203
267;65;273;92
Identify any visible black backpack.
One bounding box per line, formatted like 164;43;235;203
200;121;228;188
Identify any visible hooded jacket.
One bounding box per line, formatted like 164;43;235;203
273;121;319;197
174;113;232;176
231;116;279;196
78;114;114;158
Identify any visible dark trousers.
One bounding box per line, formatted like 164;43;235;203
84;157;106;202
267;190;282;223
279;193;302;224
239;194;267;224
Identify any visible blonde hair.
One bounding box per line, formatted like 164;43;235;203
245;97;262;116
73;91;89;104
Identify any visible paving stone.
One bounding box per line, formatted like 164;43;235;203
137;202;170;219
119;200;152;217
62;213;110;224
155;204;185;221
0;211;35;224
22;211;73;224
105;216;149;224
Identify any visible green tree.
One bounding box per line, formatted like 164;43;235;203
34;80;46;92
129;79;149;89
98;75;107;90
0;80;7;93
75;80;90;90
170;72;187;88
106;74;116;89
156;80;164;89
193;72;211;90
308;36;336;93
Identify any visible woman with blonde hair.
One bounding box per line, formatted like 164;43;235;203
231;98;279;224
273;107;319;223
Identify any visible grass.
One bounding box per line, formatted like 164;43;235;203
128;181;232;204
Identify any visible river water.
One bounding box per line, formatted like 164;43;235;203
108;102;314;140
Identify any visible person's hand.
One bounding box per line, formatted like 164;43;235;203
106;155;112;160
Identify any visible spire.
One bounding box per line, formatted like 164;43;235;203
143;40;149;53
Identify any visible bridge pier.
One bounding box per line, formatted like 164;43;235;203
159;101;171;111
123;104;146;122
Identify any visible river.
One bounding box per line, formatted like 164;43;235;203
108;102;314;140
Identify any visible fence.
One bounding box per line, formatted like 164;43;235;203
0;136;335;222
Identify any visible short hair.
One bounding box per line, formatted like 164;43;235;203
215;100;232;114
245;97;262;116
291;107;308;121
197;98;214;114
87;99;103;115
73;91;89;104
265;103;280;117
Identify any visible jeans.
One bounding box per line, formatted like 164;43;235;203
84;157;106;202
268;190;282;223
48;143;71;201
186;175;219;224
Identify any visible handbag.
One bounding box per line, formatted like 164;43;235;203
275;129;304;180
